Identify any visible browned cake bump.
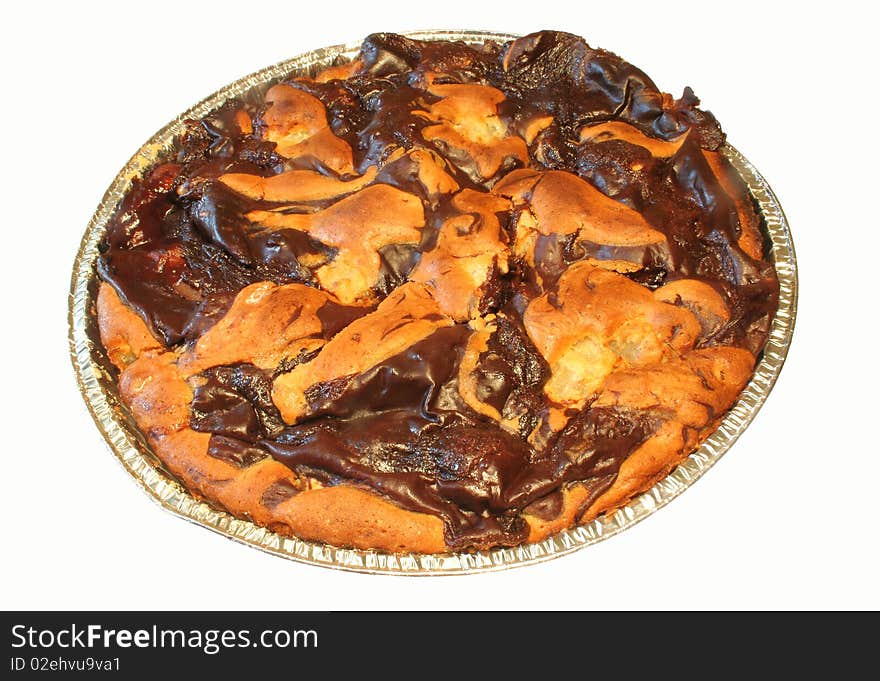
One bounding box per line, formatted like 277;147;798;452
96;31;779;553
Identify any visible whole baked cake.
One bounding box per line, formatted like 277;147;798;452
96;31;779;553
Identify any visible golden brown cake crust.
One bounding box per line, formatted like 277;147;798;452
116;344;448;553
108;321;751;552
95;31;779;553
96;284;161;370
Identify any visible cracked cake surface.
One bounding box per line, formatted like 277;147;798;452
96;30;779;553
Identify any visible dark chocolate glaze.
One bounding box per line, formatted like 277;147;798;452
191;326;652;549
101;31;780;550
191;363;286;440
99;172;331;345
479;314;550;439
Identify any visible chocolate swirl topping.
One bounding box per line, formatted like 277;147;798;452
99;31;779;550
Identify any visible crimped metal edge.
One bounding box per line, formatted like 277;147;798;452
69;30;798;575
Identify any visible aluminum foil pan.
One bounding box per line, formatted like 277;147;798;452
69;30;798;575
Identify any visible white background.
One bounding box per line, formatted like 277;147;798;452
2;0;877;610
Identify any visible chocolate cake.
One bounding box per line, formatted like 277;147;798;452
95;31;779;553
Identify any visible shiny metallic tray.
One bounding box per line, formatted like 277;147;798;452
69;30;798;574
